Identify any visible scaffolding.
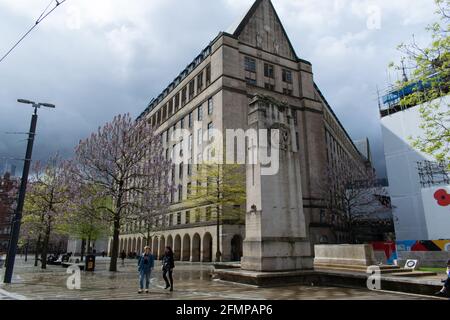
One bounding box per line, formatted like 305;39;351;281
417;160;450;188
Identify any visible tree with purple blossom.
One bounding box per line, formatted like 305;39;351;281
72;114;172;271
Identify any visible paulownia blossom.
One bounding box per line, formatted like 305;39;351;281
72;113;173;272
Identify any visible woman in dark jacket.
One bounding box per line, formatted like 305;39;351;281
162;246;175;291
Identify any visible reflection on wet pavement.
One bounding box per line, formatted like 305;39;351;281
0;258;432;300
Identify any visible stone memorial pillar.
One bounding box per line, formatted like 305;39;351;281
241;95;313;272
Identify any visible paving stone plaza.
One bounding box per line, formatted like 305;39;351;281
0;258;439;300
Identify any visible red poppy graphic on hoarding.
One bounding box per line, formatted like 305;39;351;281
434;189;450;207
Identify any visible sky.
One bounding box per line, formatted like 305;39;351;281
0;0;439;178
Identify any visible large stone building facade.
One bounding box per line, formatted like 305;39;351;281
110;0;371;264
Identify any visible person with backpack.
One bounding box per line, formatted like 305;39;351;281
161;246;175;292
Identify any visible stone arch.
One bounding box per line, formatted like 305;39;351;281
132;238;137;253
159;236;166;260
202;232;213;262
182;234;191;261
192;233;201;262
231;234;243;261
152;237;159;259
128;238;132;253
174;235;181;261
167;235;173;250
137;238;142;254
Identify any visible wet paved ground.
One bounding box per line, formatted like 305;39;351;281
0;258;435;300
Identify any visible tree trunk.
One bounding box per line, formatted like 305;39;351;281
109;214;121;272
34;234;41;267
87;236;91;254
80;238;86;262
40;226;51;270
215;205;221;262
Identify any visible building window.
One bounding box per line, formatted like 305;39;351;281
197;72;203;91
282;69;293;84
170;187;175;203
180;117;185;129
189;112;193;127
264;63;274;78
162;105;167;120
168;101;173;115
189;80;195;99
187;182;192;197
175;92;180;109
198;105;203;121
178;185;183;202
208;98;213;115
179;162;184;180
181;87;187;106
283;88;293;96
177;212;181;225
246;78;257;86
195;209;201;223
156;110;161;125
188;158;192;176
265;83;275;91
245;56;256;72
206;64;211;85
185;211;190;224
171;163;175;181
207;122;213;141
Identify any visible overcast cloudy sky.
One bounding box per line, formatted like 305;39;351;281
0;0;438;177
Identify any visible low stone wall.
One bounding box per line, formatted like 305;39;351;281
398;251;450;268
314;244;376;268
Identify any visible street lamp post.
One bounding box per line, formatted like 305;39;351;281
3;99;55;284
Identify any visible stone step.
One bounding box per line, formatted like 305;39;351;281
387;271;438;278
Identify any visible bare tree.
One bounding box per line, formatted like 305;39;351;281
317;159;391;243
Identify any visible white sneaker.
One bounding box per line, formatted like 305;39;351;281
138;289;143;294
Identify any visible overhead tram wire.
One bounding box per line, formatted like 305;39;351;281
0;0;69;65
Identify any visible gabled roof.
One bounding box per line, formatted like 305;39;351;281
228;0;299;60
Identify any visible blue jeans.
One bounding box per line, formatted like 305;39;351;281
139;270;151;289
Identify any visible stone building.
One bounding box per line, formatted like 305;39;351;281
0;173;17;254
111;0;372;264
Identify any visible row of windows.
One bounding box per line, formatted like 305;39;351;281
149;64;212;129
161;98;214;145
245;56;293;84
122;207;216;233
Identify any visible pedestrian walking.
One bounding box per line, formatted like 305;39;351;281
137;246;155;294
120;250;126;266
162;246;175;291
435;259;450;297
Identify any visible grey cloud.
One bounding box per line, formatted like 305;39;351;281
0;0;437;179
